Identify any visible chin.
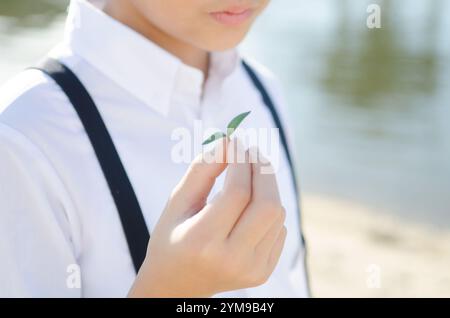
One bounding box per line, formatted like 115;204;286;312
200;30;250;52
204;40;242;52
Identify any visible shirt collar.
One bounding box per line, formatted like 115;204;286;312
64;0;240;117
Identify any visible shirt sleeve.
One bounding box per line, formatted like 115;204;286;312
0;123;81;297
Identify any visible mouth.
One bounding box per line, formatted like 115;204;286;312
209;6;255;26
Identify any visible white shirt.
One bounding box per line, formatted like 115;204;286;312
0;0;308;298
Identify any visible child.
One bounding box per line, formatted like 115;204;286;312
0;0;309;297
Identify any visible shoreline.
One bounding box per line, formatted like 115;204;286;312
302;192;450;297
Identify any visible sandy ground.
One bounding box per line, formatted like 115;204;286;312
302;193;450;297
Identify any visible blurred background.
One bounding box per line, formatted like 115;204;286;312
1;0;449;297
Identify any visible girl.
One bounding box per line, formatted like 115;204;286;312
0;0;309;297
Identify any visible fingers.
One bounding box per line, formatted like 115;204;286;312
169;138;228;215
195;139;252;237
227;150;283;247
266;226;287;274
254;208;286;257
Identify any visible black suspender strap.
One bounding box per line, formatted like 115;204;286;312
32;58;149;273
242;60;310;295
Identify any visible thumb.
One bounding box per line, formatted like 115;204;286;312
170;137;229;215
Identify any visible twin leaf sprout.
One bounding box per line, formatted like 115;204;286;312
202;111;251;146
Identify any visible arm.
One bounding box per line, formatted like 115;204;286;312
0;123;81;297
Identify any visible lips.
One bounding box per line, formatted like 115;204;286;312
209;6;255;26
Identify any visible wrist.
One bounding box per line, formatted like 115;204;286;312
127;266;214;298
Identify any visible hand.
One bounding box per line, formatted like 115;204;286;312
128;138;287;298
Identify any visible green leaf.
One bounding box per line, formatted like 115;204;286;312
202;132;227;146
226;111;251;136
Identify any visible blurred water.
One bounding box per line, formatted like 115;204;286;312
0;0;67;79
1;0;449;228
245;0;450;228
